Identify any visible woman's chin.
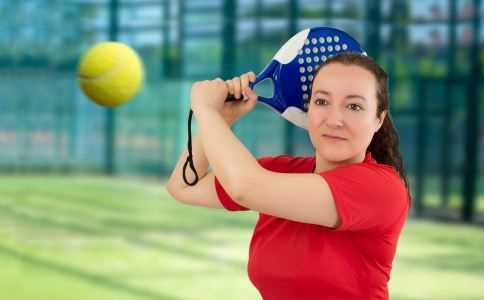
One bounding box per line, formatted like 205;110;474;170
318;150;351;163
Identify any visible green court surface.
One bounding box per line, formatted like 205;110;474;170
1;175;483;300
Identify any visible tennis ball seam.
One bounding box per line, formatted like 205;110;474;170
78;54;125;82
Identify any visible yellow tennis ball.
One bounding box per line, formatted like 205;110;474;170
78;42;144;107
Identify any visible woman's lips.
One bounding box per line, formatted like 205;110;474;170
322;134;346;140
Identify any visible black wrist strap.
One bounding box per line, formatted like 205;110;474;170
183;109;199;186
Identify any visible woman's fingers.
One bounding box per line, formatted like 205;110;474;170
232;76;242;99
223;71;255;100
248;71;256;83
240;74;250;99
241;72;256;99
225;79;234;96
241;71;256;87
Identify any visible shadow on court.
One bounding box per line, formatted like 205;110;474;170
0;245;181;300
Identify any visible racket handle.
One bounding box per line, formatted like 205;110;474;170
225;60;276;102
225;94;243;102
225;81;256;102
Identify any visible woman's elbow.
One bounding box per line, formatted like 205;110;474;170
165;183;185;204
227;177;252;206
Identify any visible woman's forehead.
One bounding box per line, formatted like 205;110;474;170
313;64;377;96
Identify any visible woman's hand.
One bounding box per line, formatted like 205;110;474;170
190;79;228;114
223;72;257;125
190;72;258;126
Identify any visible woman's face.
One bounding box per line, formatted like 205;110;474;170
307;63;386;163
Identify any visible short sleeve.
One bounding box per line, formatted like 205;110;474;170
319;163;409;233
214;156;276;212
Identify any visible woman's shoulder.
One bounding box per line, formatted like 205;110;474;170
331;157;404;187
330;152;401;179
321;154;407;194
321;159;410;215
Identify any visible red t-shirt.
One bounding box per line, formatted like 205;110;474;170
214;152;409;300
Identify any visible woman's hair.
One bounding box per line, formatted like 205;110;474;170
311;52;411;203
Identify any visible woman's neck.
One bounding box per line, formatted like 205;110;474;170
313;152;366;173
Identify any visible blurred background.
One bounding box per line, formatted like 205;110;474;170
0;0;483;299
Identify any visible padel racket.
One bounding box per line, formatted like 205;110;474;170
227;26;366;128
184;26;365;185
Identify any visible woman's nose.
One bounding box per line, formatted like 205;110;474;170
325;108;344;128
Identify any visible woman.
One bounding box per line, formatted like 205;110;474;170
166;52;411;300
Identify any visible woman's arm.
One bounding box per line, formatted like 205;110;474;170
165;133;227;209
167;72;257;192
194;105;339;227
194;107;261;199
191;79;339;227
166;134;210;192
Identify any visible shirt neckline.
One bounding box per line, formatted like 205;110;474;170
311;152;373;173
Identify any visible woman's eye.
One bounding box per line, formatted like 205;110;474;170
348;103;363;111
314;99;327;105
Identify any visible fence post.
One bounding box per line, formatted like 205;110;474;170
222;0;236;79
105;0;119;175
462;0;481;222
283;0;299;156
364;0;381;59
441;0;458;208
415;76;427;217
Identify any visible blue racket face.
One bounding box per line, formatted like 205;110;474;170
253;27;365;129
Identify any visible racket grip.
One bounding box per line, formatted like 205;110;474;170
225;94;243;102
225;82;255;102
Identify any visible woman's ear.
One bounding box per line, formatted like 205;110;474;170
376;110;387;133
